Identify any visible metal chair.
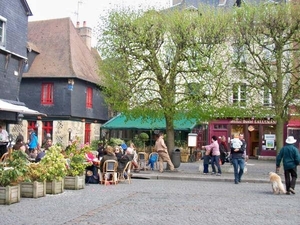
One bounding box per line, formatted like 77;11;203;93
102;160;118;185
137;152;147;170
118;161;132;184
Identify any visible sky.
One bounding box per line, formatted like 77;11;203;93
26;0;171;46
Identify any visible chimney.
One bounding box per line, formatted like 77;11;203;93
76;21;80;28
76;21;92;50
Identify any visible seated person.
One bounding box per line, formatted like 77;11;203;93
115;146;123;160
99;146;118;182
13;139;26;153
117;148;134;174
85;151;100;166
35;149;46;163
147;153;158;170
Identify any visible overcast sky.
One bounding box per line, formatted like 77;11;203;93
27;0;171;24
26;0;171;46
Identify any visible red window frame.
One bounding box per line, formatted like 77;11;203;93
84;123;91;144
42;121;53;143
86;87;93;108
41;83;53;105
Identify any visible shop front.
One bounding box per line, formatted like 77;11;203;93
208;118;277;158
287;118;300;150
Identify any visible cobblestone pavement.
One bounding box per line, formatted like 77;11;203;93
1;179;299;225
1;159;299;225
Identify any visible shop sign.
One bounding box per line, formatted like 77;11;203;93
230;119;276;124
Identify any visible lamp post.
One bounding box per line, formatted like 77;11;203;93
68;128;72;141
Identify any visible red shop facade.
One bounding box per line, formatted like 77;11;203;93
207;118;278;158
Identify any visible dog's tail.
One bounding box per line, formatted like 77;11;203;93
278;182;286;194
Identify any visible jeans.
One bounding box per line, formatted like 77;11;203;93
211;155;221;174
232;158;245;183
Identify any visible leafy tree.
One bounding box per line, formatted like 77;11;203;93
97;7;234;154
232;3;300;152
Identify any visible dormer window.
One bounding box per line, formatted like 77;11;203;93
0;16;7;48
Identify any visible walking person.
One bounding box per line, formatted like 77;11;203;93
202;135;222;176
154;132;175;173
276;136;300;195
231;133;246;184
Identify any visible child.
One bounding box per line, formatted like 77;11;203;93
231;134;243;150
147;153;158;170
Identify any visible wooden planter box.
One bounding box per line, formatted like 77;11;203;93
0;185;20;205
64;175;85;190
20;181;46;198
180;154;190;163
46;179;64;195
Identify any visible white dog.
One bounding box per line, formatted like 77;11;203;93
269;172;286;194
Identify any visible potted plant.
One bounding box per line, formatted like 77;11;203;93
39;145;67;194
0;151;28;204
63;139;92;190
139;132;149;151
20;163;47;198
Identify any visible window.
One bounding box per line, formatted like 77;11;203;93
84;123;91;144
263;87;273;106
232;44;246;65
41;83;53;105
233;83;246;107
86;87;93;108
0;16;7;48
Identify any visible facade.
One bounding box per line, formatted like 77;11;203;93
0;0;45;136
12;18;109;148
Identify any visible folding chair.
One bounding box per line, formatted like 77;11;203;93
118;161;132;184
0;152;8;166
137;152;147;170
102;160;118;185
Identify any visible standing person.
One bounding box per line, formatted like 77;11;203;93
202;135;222;176
0;126;9;158
219;135;228;165
231;133;246;184
276;136;300;195
154;132;175;173
97;142;105;160
28;129;38;153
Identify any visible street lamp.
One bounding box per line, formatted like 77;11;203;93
68;128;72;141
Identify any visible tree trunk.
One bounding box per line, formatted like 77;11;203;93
275;118;284;155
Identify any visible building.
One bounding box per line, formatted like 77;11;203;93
15;18;109;148
0;0;45;141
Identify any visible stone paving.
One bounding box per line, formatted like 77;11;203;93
1;159;299;225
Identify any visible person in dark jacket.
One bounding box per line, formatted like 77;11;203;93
117;147;134;173
276;136;300;195
219;135;228;165
231;133;246;184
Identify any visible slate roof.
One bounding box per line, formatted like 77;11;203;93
24;17;102;85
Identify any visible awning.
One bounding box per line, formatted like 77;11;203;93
101;113;198;131
0;99;46;116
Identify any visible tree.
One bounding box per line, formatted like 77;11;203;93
97;7;235;154
232;3;300;153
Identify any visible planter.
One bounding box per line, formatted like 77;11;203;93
64;175;85;190
20;181;46;198
0;185;20;205
180;154;190;163
46;179;64;195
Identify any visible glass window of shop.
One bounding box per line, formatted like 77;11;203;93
262;125;276;151
287;128;300;150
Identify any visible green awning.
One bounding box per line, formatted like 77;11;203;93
101;114;198;131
